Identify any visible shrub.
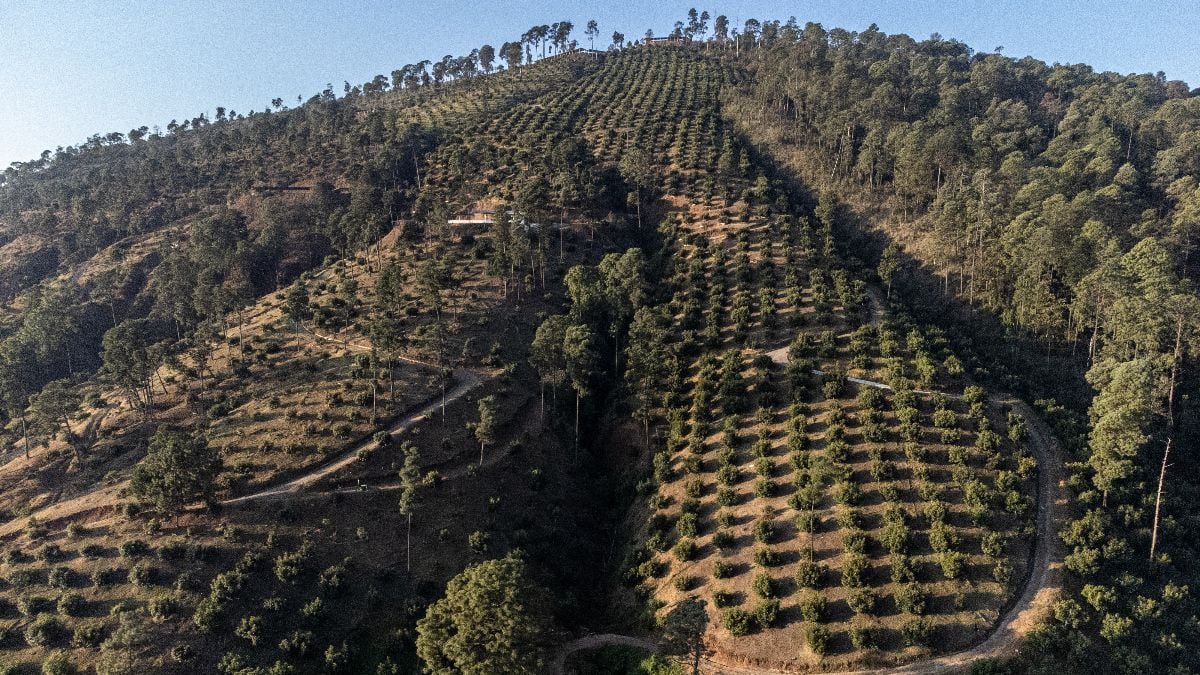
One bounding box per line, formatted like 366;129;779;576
939;551;965;580
673;538;696;561
47;567;72;589
319;563;347;595
57;593;85;616
713;530;736;550
896;583;928;615
18;594;53;616
993;559;1013;586
128;562;156;586
806;625;830;655
147;596;177;622
71;624;104;648
279;629;315;656
235;615;262;646
676;512;699;538
713;589;738;608
891;555;916;584
799;591;827;622
722;608;755;636
274;544;312;583
834;480;861;505
842;529;867;554
8;569;38;589
713;560;734;579
902;617;933;646
847;588;877;616
301;596;324;621
119;539;151;558
716;487;739;507
41;651;76;675
795;560;822;588
753;519;775;544
753;547;780;567
848;622;875;650
25;613;66;646
754;599;780;628
841;553;868;587
753;478;776;498
752;572;774;599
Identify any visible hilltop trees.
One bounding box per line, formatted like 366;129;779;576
415;554;552;674
398;441;422;572
130;425;222;514
619;148;654;229
27;378;83;460
101;319;161;413
475;395;499;466
530;315;569;422
563;323;600;449
585;20;599;49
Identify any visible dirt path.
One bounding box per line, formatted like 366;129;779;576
552;634;660;674
0;369;488;537
221;368;485;506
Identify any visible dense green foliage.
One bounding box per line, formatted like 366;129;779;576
1;8;1198;674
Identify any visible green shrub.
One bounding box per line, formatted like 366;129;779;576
754;599;780;628
896;583;928;615
799;591;827;622
753;547;780;567
41;650;76;675
71;623;104;647
119;539;151;558
794;560;822;588
751;572;774;599
713;530;736;550
806;624;830;655
722;608;755;636
676;512;699;538
939;550;965;580
841;553;868;587
673;538;696;561
848;622;875;650
25;613;66;646
713;589;738;608
716;487;739;506
713;560;734;579
847;588;877;616
902;617;933;646
147;596;177;621
842;529;867;554
17;594;53;616
753;519;775;544
57;593;86;616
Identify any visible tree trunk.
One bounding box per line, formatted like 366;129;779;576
1149;439;1171;561
406;513;413;572
20;412;30;460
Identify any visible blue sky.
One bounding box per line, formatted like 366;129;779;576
2;0;1196;168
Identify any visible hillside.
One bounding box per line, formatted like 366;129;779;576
0;11;1198;675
